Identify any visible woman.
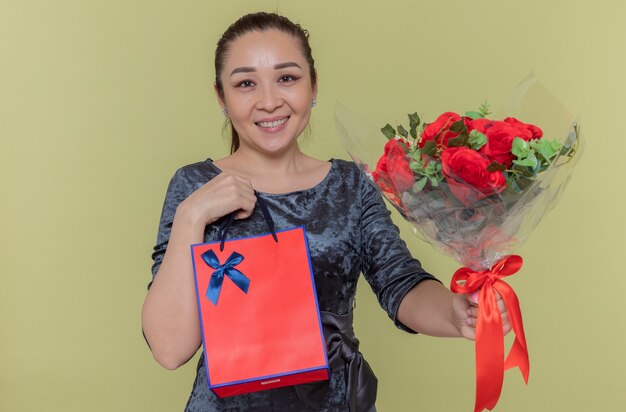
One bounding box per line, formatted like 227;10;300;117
142;12;509;411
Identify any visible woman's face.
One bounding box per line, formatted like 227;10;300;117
216;29;317;156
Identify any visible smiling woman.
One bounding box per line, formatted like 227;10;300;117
140;11;507;412
214;13;317;155
215;29;317;160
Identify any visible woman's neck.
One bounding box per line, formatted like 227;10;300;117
214;148;330;194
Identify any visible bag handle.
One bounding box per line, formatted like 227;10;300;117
217;191;279;251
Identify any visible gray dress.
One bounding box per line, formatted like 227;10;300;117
150;158;438;411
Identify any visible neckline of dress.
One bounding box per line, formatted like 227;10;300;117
205;158;337;197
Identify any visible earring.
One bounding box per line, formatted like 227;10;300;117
221;107;228;117
311;99;317;108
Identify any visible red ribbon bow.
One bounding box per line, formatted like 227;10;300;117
450;255;530;412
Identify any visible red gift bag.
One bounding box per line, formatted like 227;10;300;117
190;225;329;398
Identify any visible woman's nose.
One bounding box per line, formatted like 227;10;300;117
256;83;283;111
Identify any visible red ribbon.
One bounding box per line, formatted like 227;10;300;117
450;255;530;412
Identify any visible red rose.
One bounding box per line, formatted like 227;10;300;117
467;118;492;134
373;138;414;194
419;112;462;148
372;167;399;201
440;147;506;205
479;120;534;167
504;117;543;139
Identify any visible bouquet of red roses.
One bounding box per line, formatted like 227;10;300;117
335;78;582;412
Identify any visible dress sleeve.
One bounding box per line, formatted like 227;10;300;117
149;168;194;288
359;177;441;333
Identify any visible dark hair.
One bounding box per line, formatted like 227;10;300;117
214;12;317;153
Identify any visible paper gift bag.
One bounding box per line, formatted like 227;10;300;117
190;226;329;398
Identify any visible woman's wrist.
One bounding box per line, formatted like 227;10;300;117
176;199;211;228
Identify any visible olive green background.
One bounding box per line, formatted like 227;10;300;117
1;1;623;411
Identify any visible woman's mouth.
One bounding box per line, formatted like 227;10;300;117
256;117;289;129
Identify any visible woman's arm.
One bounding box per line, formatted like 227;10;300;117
397;280;510;340
141;172;257;369
141;211;205;369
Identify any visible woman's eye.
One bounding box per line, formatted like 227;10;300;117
237;80;255;88
278;75;297;83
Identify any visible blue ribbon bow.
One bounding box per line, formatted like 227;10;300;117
201;250;250;305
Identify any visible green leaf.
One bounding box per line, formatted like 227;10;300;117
408;112;421;139
511;137;530;158
511;163;535;177
515;175;534;191
422;140;437;157
397;124;409;138
513;152;538;168
465;111;484;120
424;161;438;174
414;177;428;191
504;177;522;194
487;161;506;172
407;149;423;161
449;120;467;134
468;130;487;150
409;160;423;173
531;138;562;163
429;176;440;187
381;124;396;140
447;133;469;147
479;101;491;117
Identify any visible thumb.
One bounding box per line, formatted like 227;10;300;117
468;290;480;305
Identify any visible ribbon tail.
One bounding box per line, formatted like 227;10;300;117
494;282;530;383
225;268;251;294
474;285;505;412
206;272;225;305
504;339;530;384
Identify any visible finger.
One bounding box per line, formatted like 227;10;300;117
495;294;508;314
468;291;479;306
233;193;258;219
464;330;476;341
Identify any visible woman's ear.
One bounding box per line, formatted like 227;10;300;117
214;83;226;110
312;70;318;101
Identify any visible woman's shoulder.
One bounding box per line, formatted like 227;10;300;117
329;158;363;178
329;158;371;188
173;158;221;184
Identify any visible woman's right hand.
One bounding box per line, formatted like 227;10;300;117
177;172;257;226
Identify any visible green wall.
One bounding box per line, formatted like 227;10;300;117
1;0;623;411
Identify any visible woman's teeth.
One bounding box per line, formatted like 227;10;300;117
257;118;288;128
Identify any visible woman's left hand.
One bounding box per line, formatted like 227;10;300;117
452;291;511;341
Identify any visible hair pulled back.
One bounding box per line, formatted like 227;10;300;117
214;12;317;153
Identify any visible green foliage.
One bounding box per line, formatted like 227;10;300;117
506;137;564;192
414;177;428;191
379;103;567;199
512;137;561;169
465;111;483;120
397;124;409;138
487;161;506;172
409;152;443;193
465;102;491;119
421;140;437;157
447;120;470;147
381;124;396;140
468;130;487;150
479;101;491;117
533;139;561;163
511;138;531;159
408;112;420;139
